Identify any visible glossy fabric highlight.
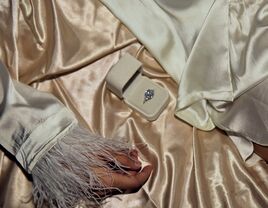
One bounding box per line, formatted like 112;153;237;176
0;1;268;207
102;0;268;147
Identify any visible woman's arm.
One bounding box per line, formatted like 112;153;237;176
0;62;152;207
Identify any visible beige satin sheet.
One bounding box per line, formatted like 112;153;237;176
102;0;268;145
102;0;268;161
0;1;268;208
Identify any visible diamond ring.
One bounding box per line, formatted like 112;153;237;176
143;89;154;104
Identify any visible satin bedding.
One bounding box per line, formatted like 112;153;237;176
102;0;268;149
0;1;268;208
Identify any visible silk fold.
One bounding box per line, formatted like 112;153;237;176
1;0;268;207
101;0;268;154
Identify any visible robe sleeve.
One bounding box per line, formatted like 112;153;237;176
0;61;77;172
0;62;131;208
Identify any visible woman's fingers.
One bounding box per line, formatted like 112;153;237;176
115;165;153;189
110;165;153;190
93;164;153;196
93;149;152;194
114;153;142;171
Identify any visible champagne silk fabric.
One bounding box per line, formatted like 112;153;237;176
0;1;268;208
102;0;268;142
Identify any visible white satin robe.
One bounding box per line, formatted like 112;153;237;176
0;61;77;173
102;0;268;159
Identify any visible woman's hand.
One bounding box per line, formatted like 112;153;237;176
32;127;152;207
94;150;153;194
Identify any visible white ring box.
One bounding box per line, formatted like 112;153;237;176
106;54;169;121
